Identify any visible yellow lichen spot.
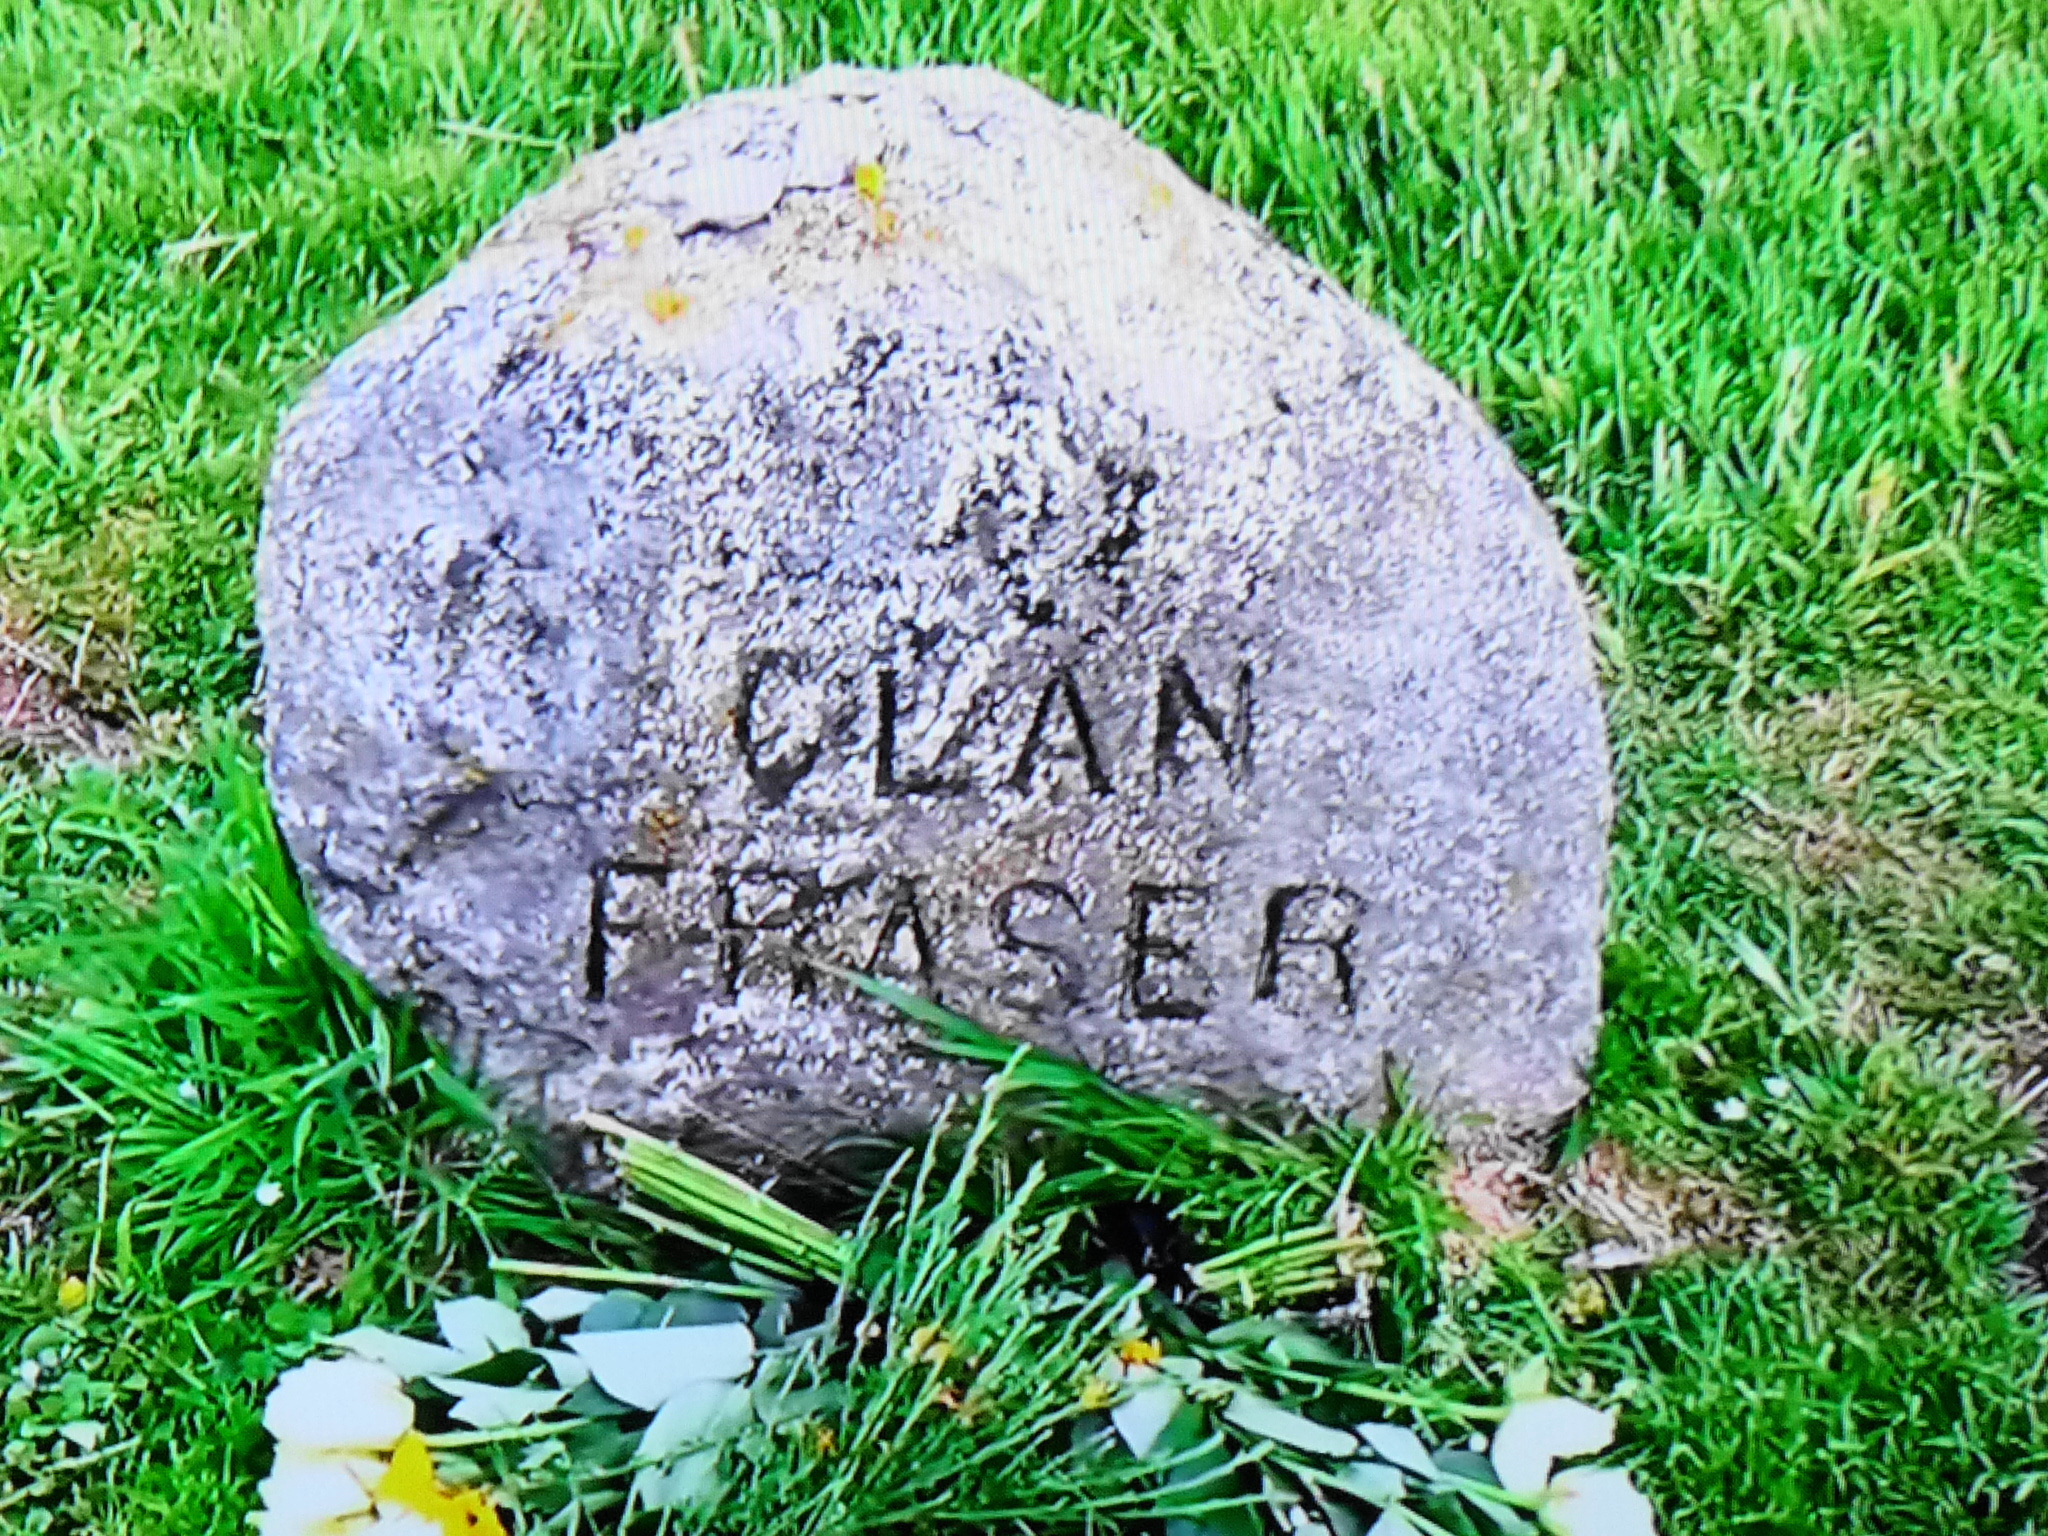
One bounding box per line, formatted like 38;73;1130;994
645;288;690;323
1116;1337;1164;1368
1078;1375;1118;1412
57;1276;88;1313
378;1433;508;1536
872;206;901;243
1147;180;1174;209
853;159;886;203
623;223;651;253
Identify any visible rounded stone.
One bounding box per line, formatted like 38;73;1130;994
258;65;1610;1160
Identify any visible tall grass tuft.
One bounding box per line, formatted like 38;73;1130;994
0;741;621;1297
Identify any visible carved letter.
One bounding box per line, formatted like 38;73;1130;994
1253;884;1364;1011
875;669;966;798
1122;883;1211;1019
993;880;1087;1006
1154;658;1252;788
1009;670;1112;795
712;866;844;1000
866;878;940;991
585;858;677;1002
733;651;822;807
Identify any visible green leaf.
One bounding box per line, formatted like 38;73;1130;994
1464;1491;1538;1536
1357;1424;1439;1479
567;1324;755;1410
436;1296;529;1357
578;1291;653;1334
641;1380;753;1462
643;1288;749;1328
429;1379;567;1430
1222;1390;1359;1458
1326;1460;1407;1506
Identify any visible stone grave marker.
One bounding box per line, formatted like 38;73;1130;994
258;65;1610;1161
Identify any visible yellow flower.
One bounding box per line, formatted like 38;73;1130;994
1116;1338;1164;1368
377;1433;507;1536
1079;1376;1118;1411
57;1275;88;1312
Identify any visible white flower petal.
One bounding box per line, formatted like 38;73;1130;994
331;1327;477;1380
540;1347;592;1389
366;1509;443;1536
252;1515;371;1536
256;1456;377;1525
435;1296;530;1357
1491;1397;1615;1495
264;1359;415;1454
1110;1378;1183;1459
1541;1466;1657;1536
267;1447;388;1487
525;1286;601;1324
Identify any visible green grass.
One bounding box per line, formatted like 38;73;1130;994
2;0;2046;1531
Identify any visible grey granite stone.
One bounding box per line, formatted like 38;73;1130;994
258;65;1611;1161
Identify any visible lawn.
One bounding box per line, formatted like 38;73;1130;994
2;0;2047;1531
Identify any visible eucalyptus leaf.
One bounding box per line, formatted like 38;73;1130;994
578;1291;653;1334
1433;1448;1499;1485
1261;1325;1353;1368
331;1326;475;1379
644;1289;748;1328
641;1380;753;1461
436;1296;529;1357
1326;1460;1407;1506
1357;1423;1439;1479
567;1323;755;1410
525;1286;601;1324
1365;1509;1421;1536
429;1379;567;1429
632;1447;726;1512
1465;1493;1538;1536
1223;1390;1360;1458
1112;1378;1184;1459
438;1348;548;1387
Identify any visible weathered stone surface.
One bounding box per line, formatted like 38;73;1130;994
258;65;1610;1160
